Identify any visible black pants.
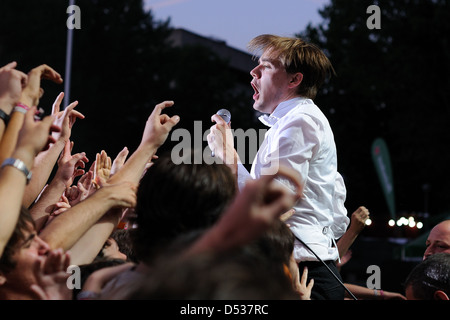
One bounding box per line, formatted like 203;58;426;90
298;260;345;300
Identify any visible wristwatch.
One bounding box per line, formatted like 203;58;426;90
1;157;32;184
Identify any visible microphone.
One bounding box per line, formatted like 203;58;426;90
211;108;231;157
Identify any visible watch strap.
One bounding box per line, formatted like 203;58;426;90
1;157;32;184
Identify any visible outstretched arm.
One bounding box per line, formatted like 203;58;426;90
67;150;125;265
336;206;369;260
0;64;63;165
30;140;88;232
107;101;179;185
0;109;60;257
39;181;137;253
24;93;84;207
0;61;27;142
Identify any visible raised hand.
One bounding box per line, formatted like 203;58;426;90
93;150;112;189
140;101;180;149
30;248;72;300
50;92;85;143
207;113;237;167
110;147;129;176
20;64;63;107
16;107;61;157
55;140;88;188
0;61;28;113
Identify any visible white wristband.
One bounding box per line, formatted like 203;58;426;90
13;106;28;114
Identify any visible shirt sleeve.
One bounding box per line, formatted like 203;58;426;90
330;172;350;238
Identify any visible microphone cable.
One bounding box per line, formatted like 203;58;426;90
295;235;358;300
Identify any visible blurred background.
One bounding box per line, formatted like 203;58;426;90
1;0;449;294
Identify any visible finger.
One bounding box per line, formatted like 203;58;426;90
62;252;71;271
211;114;227;125
32;256;44;279
41;65;63;83
74;169;85;178
162;115;180;128
30;284;48;300
63;101;79;115
25;106;38;121
54;201;71;208
52;208;69;216
43;249;59;274
60;194;69;202
51;92;64;115
69;109;85;120
117;147;129;157
301;266;309;284
307;278;314;290
2;61;17;71
280;208;295;222
153;100;175;116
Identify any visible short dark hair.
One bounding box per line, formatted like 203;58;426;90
130;151;237;264
405;252;450;299
0;207;35;274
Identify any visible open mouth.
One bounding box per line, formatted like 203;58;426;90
251;82;259;100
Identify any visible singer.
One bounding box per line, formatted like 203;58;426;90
207;34;349;300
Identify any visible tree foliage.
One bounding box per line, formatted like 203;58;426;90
0;0;254;163
299;0;450;217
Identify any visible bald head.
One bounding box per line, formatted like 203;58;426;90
423;220;450;260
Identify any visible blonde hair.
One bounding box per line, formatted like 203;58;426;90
247;34;335;99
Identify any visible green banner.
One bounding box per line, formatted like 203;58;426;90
371;138;396;219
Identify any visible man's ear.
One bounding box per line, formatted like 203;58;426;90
288;72;303;89
434;290;449;300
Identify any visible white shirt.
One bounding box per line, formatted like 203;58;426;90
238;97;349;262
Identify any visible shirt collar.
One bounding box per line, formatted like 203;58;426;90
258;97;312;127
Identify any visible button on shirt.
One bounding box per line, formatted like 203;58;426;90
237;97;349;262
